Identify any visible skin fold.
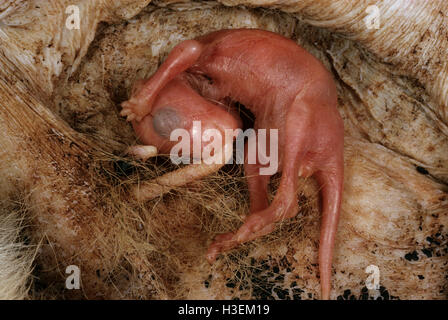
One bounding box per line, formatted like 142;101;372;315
121;29;344;299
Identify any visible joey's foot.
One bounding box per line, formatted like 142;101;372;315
120;79;150;122
206;223;276;264
206;199;299;263
232;203;297;243
206;232;236;263
120;99;145;122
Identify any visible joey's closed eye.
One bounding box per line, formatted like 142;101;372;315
152;107;182;138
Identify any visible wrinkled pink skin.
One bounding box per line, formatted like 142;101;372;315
121;29;344;299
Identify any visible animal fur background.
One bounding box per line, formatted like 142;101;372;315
0;0;447;299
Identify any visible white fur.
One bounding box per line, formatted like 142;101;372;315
0;211;33;300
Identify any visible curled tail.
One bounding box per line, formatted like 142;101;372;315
316;164;343;300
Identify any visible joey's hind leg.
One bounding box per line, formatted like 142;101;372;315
245;156;271;213
206;98;316;262
229;98;343;300
206;159;272;263
230;98;320;244
206;150;303;263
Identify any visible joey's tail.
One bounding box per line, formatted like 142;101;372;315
316;166;343;300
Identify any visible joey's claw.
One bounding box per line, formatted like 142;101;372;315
120;106;137;121
120;107;132;117
121;105;144;122
126;113;136;122
120;99;145;122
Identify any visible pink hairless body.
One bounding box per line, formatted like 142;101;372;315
121;29;344;299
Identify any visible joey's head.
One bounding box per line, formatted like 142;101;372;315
132;78;241;159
